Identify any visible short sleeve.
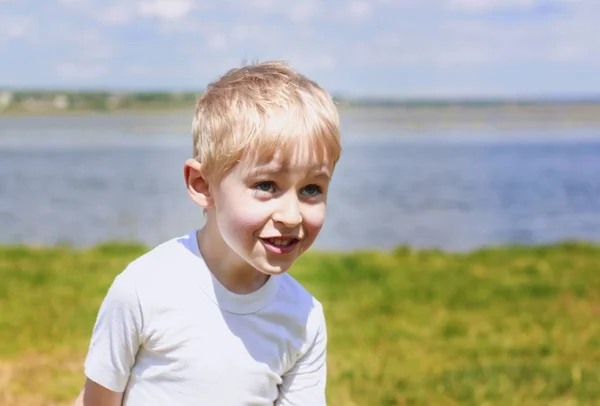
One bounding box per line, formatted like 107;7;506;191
276;303;328;406
84;272;143;393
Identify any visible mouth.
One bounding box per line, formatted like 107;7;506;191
260;237;301;254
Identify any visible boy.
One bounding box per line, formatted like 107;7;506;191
75;61;342;405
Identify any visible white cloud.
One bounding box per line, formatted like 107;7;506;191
282;52;338;73
56;62;109;80
228;0;322;23
241;0;280;13
138;0;194;20
346;1;599;69
546;43;585;62
52;26;116;62
345;1;372;20
286;0;322;23
206;32;228;51
2;21;28;39
444;0;583;13
2;0;599;93
93;0;194;25
0;16;34;40
97;4;136;25
446;0;538;13
57;0;87;6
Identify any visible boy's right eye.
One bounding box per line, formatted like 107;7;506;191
254;181;276;193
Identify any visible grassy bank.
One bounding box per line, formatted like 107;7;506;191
1;242;600;405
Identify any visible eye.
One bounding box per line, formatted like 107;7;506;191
254;181;276;193
300;184;322;196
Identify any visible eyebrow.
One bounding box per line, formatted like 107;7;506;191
248;166;331;179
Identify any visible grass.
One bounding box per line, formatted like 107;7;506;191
1;241;600;405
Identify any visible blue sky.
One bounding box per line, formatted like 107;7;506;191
1;0;599;98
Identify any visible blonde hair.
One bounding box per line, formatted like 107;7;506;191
192;60;341;179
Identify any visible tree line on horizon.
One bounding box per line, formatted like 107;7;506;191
1;89;599;114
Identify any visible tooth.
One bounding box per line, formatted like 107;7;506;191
269;238;291;246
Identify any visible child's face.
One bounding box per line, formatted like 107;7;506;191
209;148;333;275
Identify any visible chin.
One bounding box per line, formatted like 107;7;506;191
254;260;295;276
247;245;301;274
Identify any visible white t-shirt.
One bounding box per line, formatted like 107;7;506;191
84;230;327;406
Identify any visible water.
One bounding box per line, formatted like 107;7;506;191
1;111;599;251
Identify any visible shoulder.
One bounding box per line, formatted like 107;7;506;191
277;272;322;309
275;273;327;346
277;273;324;313
118;233;198;286
103;232;201;317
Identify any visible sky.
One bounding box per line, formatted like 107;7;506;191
1;0;599;98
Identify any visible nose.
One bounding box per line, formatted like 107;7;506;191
272;193;302;227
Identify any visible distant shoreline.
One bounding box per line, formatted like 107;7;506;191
3;103;600;132
2;100;600;114
2;89;600;118
0;106;193;117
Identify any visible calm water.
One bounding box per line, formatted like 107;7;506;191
1;111;599;251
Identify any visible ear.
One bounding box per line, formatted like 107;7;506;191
184;159;214;209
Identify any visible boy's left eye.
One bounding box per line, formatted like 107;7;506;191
254;181;276;193
300;184;322;196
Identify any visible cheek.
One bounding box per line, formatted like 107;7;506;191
302;204;327;234
219;200;268;235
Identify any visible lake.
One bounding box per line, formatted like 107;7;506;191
1;107;599;251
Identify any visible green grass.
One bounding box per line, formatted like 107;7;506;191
1;241;600;405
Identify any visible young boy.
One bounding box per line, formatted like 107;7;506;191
75;61;342;405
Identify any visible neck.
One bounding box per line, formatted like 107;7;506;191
196;223;269;295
